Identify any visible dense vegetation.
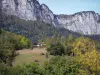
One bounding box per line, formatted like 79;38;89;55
47;42;65;55
0;30;32;50
0;33;100;75
0;30;32;66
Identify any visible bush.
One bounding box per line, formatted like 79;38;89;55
0;63;44;75
44;56;82;75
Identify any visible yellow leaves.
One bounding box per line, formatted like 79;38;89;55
73;37;96;55
73;37;100;74
78;69;87;75
20;36;29;46
78;50;100;72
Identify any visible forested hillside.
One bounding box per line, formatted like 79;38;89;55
0;14;81;42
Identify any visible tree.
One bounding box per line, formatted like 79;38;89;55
73;37;100;74
46;42;65;56
20;36;30;48
0;32;15;66
45;37;59;48
62;34;76;56
78;50;100;74
73;37;95;55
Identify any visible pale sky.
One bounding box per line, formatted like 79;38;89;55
38;0;100;15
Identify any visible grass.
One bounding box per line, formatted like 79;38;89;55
13;48;48;66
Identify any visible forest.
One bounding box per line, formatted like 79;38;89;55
0;29;100;75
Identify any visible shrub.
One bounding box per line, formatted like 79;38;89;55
0;63;44;75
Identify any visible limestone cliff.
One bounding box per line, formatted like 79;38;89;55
1;0;100;35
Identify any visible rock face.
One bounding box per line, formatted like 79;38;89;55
40;4;55;25
2;0;40;20
55;11;100;35
1;0;100;35
1;0;55;24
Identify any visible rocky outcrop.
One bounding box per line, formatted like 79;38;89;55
1;0;100;35
39;4;55;25
55;11;100;35
2;0;40;20
1;0;55;24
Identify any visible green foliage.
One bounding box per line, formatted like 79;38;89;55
45;37;60;47
0;29;100;75
20;36;31;48
44;56;81;75
47;42;65;56
62;34;76;56
45;35;77;56
0;56;82;75
5;30;32;50
0;30;15;66
0;30;32;67
95;41;100;51
0;63;44;75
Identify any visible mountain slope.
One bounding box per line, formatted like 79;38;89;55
1;0;55;25
0;15;81;42
1;0;100;35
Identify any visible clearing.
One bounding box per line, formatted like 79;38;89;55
13;48;48;66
